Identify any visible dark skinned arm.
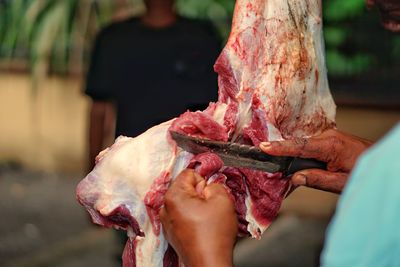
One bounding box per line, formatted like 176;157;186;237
160;169;237;267
260;129;372;194
88;100;115;172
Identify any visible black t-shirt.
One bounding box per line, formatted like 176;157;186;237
85;17;221;137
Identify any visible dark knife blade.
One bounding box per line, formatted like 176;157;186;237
170;131;327;175
170;131;291;173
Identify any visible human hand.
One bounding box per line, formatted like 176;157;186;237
160;169;237;267
367;0;400;32
260;129;372;194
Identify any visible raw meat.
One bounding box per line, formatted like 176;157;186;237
76;0;336;266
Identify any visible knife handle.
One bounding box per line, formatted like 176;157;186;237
286;158;327;176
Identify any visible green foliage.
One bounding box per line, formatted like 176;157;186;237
176;0;234;39
324;0;366;21
0;0;233;75
0;0;398;81
326;50;372;75
323;0;368;76
324;26;347;47
1;0;26;58
176;0;234;20
0;0;98;73
323;0;399;78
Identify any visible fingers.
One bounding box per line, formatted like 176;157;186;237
174;169;204;187
164;169;207;218
260;137;327;161
260;129;348;164
203;183;230;200
170;169;206;197
291;169;348;194
195;180;206;196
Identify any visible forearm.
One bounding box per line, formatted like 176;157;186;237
88;101;112;171
178;228;235;267
160;170;237;267
183;246;233;267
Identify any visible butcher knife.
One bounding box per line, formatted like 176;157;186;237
170;131;326;176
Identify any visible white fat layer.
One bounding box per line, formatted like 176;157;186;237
267;122;283;141
228;0;335;239
244;187;264;240
135;224;168;267
171;150;193;179
232;101;252;141
225;0;336;141
79;121;176;267
212;103;228;125
78;0;337;265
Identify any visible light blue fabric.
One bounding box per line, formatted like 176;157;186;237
322;123;400;267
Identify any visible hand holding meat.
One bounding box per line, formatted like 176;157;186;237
77;0;337;265
160;169;237;267
260;129;372;193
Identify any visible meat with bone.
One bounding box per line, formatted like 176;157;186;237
76;0;336;266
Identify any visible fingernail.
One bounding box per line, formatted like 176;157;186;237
260;142;271;149
292;174;307;186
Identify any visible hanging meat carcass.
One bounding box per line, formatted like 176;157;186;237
76;0;336;266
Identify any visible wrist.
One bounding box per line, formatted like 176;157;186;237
186;254;232;267
183;243;234;267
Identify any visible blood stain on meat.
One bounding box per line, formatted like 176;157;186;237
76;0;336;266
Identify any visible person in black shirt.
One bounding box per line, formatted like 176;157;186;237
85;0;221;170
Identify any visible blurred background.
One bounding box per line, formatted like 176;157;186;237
0;0;399;266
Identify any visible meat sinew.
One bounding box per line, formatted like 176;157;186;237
76;0;336;266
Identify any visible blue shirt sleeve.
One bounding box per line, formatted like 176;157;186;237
321;123;400;267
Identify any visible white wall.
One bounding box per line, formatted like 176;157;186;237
0;73;89;174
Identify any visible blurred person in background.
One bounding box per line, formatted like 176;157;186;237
85;0;221;171
84;0;221;261
159;0;400;266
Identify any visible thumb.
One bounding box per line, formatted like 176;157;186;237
195;180;206;196
292;169;348;194
170;169;206;197
175;169;204;187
